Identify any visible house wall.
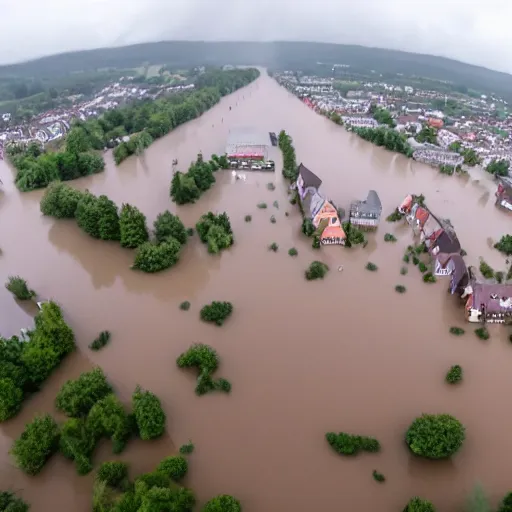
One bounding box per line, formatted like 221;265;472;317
313;201;345;242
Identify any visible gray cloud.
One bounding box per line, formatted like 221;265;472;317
1;0;510;73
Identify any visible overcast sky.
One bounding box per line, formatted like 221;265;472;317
2;0;510;74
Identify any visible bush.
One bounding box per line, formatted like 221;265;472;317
244;215;252;222
494;235;512;256
119;204;149;248
395;285;407;293
269;242;279;252
400;266;408;275
187;227;194;236
418;262;428;273
56;367;113;417
273;200;279;209
154;211;187;245
403;254;410;263
288;247;298;256
326;432;380;455
203;495;241;512
270;215;276;224
372;470;385;482
312;235;321;249
366;262;378;271
200;301;233;326
97;461;129;488
305;261;329;280
11;414;60;475
343;222;365;245
266;182;275;191
133;239;181;273
75;192;101;238
446;365;462;384
132;386;166;440
196;212;233;254
96;195;121;241
301;218;315;237
0;378;23;421
60;417;96;475
403;497;436;512
449;327;465;336
257;202;267;209
0;492;29;512
180;301;191;311
214;378;232;393
384;233;397;242
89;330;111;351
498;492;512;512
157;456;188;481
40;181;84;218
170;171;201;205
386;210;404;222
5;276;35;300
0;361;26;389
479;259;495;279
423;272;436;283
475;327;490;340
405;414;465;459
179;441;194;454
412;256;419;265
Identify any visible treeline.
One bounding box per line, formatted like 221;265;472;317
353;126;414;157
170;153;229;205
278;130;298;181
40;182;188;273
6;140;104;192
487;159;510;177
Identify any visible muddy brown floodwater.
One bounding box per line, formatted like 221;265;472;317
1;70;512;512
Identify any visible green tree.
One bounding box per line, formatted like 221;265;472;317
170;171;201;205
119;204;149;248
200;302;233;326
66;127;91;154
113;143;130;165
96;195;121;241
60;417;96;475
40;181;84;218
498;492;512;512
75;192;101;238
132;386;166;440
132;239;181;273
404;497;436;512
462;148;480;166
203;495;241;512
486;159;510;177
156;456;188;481
154;211;187;245
494;235;512;255
465;484;490;512
0;378;23;421
0;492;29;512
5;276;36;300
97;461;129;488
188;154;216;192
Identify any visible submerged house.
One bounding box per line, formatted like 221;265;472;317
462;278;512;324
296;163;323;200
349;190;382;230
495;176;512;212
434;253;469;295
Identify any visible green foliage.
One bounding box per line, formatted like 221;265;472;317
40;181;84;218
179;441;194;455
301;218;315;237
0;491;29;512
133;239;181;273
412;256;419;265
466;484;491;512
273;200;279;209
372;107;395;127
384;233;397;242
305;261;329;280
203;495;242;512
196;212;233;254
366;262;378;271
325;432;380;455
494;235;512;256
386;210;404;222
187;227;194;236
60;417;96;475
188;153;216;192
372;470;385;483
75;192;101;238
475;327;490;340
97;461;129;488
400;266;408;275
449;327;465;336
132;386;166;440
5;276;35;300
479;259;495;279
96;195;121;241
353;126;413;156
423;272;436;283
462;148;480;166
498;491;512;512
270;215;276;224
404;497;436;512
267;182;275;191
439;164;455;175
56;367;113;417
87;394;131;454
418;262;428;273
486;159;510;177
157;456;188;481
119;204;149;248
0;378;23;421
269;242;279;252
403;254;410;263
288;247;298;256
154;211;187;245
180;301;191;311
89;331;111;351
312;235;321;249
446;365;463;384
11;414;60;475
416;125;438;145
278;130;298;181
405;414;465;459
113;131;154;165
257;202;267;209
244;215;252;222
170;171;201;205
200;301;233;326
343;222;365;245
395;285;407;293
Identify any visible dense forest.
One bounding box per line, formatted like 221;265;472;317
1;41;511;101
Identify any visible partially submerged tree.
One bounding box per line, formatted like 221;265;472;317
40;181;84;218
154;211;188;245
200;301;233;326
132;386;166;440
132;239;181;273
5;276;36;300
119;204;149;248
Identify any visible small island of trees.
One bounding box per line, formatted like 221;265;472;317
196;211;234;254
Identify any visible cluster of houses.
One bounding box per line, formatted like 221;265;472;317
293;164;383;246
398;194;512;324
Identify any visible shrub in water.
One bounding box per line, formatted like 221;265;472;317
301;218;315;237
157;456;188;481
244;215;252;222
496;271;505;283
96;195;121;241
273;200;279;209
179;441;194;454
312;235;321;249
180;301;191;311
187;227;194;236
0;492;29;512
40;181;84;218
11;414;60;475
75;192;101;238
5;276;35;300
257;202;267;209
89;330;111;351
498;492;512;512
133;239;181;273
196;212;233;254
423;272;436;283
60;417;96;475
446;365;463;384
288;247;298;256
418;262;428;273
119;204;149;248
412;256;419;265
285;211;289;216
395;285;406;293
494;235;512;256
366;262;378;272
400;266;408;275
449;327;465;336
270;215;276;223
200;301;233;326
305;261;329;280
0;378;23;421
325;432;381;456
405;414;465;459
203;495;241;512
403;497;436;512
266;182;275;191
386;210;404;222
384;233;397;242
214;378;232;393
269;242;279;252
97;461;129;488
475;327;490;340
479;259;495;279
403;254;410;263
343;222;365;245
154;211;187;245
132;385;166;440
372;470;385;483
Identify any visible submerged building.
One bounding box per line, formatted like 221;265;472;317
349;190;382;230
225;127;269;161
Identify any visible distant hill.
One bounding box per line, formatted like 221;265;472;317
1;41;511;100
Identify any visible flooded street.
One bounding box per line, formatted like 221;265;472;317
2;70;512;511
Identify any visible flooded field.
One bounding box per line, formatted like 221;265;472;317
1;70;512;511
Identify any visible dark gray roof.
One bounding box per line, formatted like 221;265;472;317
365;190;382;210
298;163;322;189
350;190;382;214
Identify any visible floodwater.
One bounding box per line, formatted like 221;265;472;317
1;70;512;512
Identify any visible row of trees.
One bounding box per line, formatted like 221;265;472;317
170;153;229;205
0;302;75;422
196;211;234;254
7;139;104;192
371;106;395;128
353;126;414;157
278;130;298;181
448;141;481;166
113;130;153;165
11;367;166;475
486;158;510;177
